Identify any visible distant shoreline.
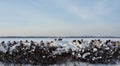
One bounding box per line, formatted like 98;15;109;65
0;36;120;38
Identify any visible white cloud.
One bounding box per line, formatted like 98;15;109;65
52;0;112;20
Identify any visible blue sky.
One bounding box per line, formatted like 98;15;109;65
0;0;120;36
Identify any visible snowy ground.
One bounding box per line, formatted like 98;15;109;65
0;38;119;66
0;61;120;66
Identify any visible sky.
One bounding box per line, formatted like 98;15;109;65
0;0;120;36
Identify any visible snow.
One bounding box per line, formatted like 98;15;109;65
0;45;7;53
0;38;119;55
82;52;90;58
24;42;31;46
93;48;97;52
0;61;120;66
77;53;81;58
0;38;119;66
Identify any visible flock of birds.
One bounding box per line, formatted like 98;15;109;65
0;38;120;65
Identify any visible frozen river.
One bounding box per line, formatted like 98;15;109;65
0;38;119;66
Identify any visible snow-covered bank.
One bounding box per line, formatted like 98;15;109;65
0;38;119;65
